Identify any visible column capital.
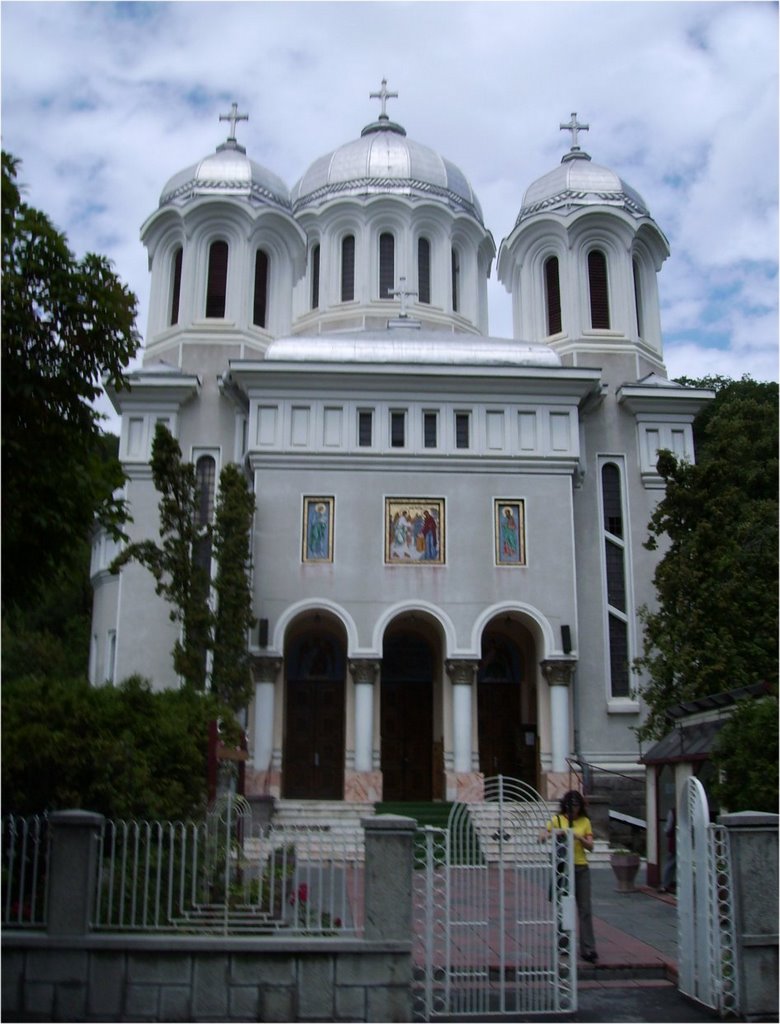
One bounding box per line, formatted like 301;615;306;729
540;658;576;687
250;655;282;685
445;659;479;686
348;659;380;685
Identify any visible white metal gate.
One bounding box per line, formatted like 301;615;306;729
413;776;577;1019
677;776;739;1016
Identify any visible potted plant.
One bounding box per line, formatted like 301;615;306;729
609;848;641;892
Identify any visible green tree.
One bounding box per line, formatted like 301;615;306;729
1;674;215;818
211;464;257;715
635;376;778;740
2;152;140;608
711;694;779;813
112;424;256;723
111;423;211;690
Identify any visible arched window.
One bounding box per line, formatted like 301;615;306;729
451;247;460;312
587;249;610;329
633;258;644;338
311;244;320;310
195;455;217;527
544;255;562;335
379;232;395;300
341;234;355;302
417;237;431;304
170;246;183;326
601;461;629;697
253;249;269;328
205;240;228;318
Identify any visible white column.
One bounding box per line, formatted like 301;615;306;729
251;657;281;771
541;659;575;774
446;661;477;773
349;660;379;772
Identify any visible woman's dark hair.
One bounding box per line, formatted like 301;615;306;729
559;790;586;817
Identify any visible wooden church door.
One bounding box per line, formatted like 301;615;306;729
283;631;345;799
380;633;434;801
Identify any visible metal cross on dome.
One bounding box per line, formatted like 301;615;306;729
370;78;398;119
220;102;249;142
389;276;418;316
559;112;589;151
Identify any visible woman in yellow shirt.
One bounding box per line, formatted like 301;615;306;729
544;789;599;963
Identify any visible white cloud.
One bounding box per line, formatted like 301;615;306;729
2;0;777;402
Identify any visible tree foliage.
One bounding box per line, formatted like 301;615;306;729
111;424;256;720
111;423;211;690
636;376;778;740
711;695;779;813
1;152;140;607
2;674;215;818
211;464;257;714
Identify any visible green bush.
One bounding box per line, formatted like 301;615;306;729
2;674;216;819
711;695;778;814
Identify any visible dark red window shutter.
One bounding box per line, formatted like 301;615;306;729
170;247;182;325
588;250;610;329
341;235;355;302
544;256;562;335
205;241;228;318
253;250;269;328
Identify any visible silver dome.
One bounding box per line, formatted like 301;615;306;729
291;118;484;224
159;139;291;212
515;150;650;226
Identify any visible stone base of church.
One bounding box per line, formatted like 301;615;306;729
445;771;485;802
243;768;281;800
344;770;383;803
541;771;577;802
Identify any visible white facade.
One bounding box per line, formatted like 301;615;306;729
93;97;713;803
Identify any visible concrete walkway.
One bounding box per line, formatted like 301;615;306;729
566;867;735;1023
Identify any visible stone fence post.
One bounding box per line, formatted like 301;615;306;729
719;811;778;1021
362;814;416;941
47;809;105;936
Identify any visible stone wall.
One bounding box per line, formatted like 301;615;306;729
1;811;416;1023
2;935;411;1022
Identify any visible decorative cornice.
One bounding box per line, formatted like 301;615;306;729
445;660;479;686
348;659;380;686
250;656;282;684
292;176;483;223
540;658;577;687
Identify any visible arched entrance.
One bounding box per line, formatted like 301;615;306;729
478;626;537;786
381;629;435;801
283;626;345;799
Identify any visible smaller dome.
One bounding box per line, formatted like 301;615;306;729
515;150;649;226
159;139;291;212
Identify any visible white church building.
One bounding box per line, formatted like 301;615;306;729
90;85;712;807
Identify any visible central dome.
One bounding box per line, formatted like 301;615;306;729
291;114;484;224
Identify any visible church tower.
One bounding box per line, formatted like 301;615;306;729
497;113;670;383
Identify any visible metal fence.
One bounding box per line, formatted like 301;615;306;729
94;795;364;936
2;813;49;929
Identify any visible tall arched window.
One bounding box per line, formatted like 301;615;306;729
451;247;460;312
170;246;183;326
417;237;431;304
601;461;629;697
341;234;355;302
544;255;562;335
311;244;320;310
632;258;644;338
587;249;610;329
205;240;228;318
195;455;217;527
253;249;269;328
379;232;395;300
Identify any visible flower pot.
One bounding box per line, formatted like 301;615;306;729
610;852;641;892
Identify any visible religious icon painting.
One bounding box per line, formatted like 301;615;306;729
302;496;334;563
494;499;526;566
385;498;445;565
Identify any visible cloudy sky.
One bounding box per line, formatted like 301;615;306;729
2;0;778;429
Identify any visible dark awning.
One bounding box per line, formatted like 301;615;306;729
640;718;726;766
